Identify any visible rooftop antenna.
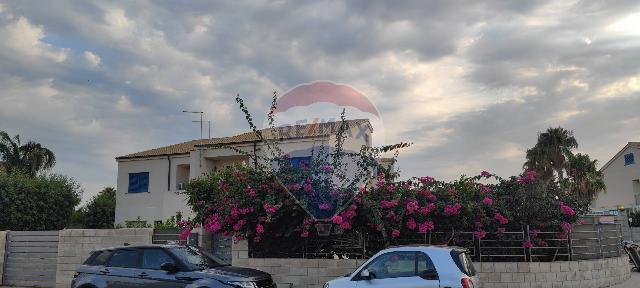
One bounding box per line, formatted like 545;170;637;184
183;110;205;170
192;120;211;139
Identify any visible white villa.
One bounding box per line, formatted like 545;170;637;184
114;119;377;226
594;142;640;210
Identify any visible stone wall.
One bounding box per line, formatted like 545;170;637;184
55;228;153;288
0;231;6;284
232;240;631;288
475;256;630;288
631;226;640;242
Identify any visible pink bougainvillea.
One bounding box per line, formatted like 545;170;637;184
391;229;401;238
494;213;509;225
482;197;493;206
474;230;487;239
560;202;576;216
444;203;462;216
406;218;417;230
405;200;419;214
418;221;435;233
522;240;534;248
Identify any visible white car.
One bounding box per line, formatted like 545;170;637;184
323;245;479;288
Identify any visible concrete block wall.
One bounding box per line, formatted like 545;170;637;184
55;228;153;288
232;240;631;288
0;231;6;284
474;256;630;288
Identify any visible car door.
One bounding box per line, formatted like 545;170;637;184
138;248;190;288
105;248;143;288
356;251;440;288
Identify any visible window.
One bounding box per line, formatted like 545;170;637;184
108;249;139;268
364;251;418;279
625;153;635;166
451;250;476;276
128;172;149;193
141;249;175;270
289;156;312;169
84;250;112;266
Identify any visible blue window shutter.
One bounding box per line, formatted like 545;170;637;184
624;153;635;166
128;172;149;193
290;156;312;168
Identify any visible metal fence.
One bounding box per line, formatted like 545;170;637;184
249;223;623;262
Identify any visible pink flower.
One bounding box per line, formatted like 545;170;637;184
331;215;344;225
522;241;534;248
444;203;462;216
405;200;419;214
179;228;192;240
419;221;435;233
482;197;493;206
480;171;492;178
263;203;280;215
529;229;540;238
385;211;397;220
301;231;309;238
425;193;437;202
494;213;509;225
290;183;301;190
303;182;313;191
517;170;537;185
256;224;264;234
380;199;399;209
561;221;572;232
340;221;352;229
391;229;400;238
497;227;506;235
560;202;576;216
419;203;436;215
419;176;435;184
474;230;487;239
319;203;332;210
406;218;417;230
243;186;257;197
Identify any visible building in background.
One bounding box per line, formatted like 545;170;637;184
114;119;375;226
594;142;640;210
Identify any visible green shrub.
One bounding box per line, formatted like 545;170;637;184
0;172;82;230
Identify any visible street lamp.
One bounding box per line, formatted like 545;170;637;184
182;110;204;139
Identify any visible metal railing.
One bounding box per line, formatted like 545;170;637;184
249;223;623;262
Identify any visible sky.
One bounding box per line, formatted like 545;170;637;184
1;1;639;203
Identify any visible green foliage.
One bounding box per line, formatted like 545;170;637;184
0;131;56;177
82;187;116;228
125;216;152;228
0;172;81;230
154;212;184;230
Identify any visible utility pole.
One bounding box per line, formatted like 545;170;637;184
183;110;204;171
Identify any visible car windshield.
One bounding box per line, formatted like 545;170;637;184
170;246;229;271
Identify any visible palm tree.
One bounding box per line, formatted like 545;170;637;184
567;153;606;201
524;127;578;183
0;131;56;176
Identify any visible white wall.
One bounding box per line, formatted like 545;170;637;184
115;124;373;226
595;146;640;209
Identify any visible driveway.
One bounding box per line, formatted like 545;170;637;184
612;271;640;288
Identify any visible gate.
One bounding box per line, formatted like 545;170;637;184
2;231;59;287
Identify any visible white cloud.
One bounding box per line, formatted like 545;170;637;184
83;51;101;67
0;16;68;62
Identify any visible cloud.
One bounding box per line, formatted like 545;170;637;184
0;0;639;202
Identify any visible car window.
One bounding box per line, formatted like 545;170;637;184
365;251;417;279
141;249;175;270
451;250;476;276
417;252;436;273
108;249;139;268
88;250;113;266
169;246;226;271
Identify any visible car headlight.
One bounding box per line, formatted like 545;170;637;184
228;281;257;288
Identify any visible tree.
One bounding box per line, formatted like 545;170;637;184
0;172;81;230
524;127;578;183
0;131;56;177
567;153;605;201
80;187;116;229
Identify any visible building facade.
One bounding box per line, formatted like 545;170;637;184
114;119;374;226
594;142;640;209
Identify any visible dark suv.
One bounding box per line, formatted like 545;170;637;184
71;244;275;288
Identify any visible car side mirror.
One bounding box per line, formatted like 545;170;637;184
160;262;178;273
419;269;438;280
359;269;373;280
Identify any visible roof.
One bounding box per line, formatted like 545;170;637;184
600;142;640;172
116;119;372;160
